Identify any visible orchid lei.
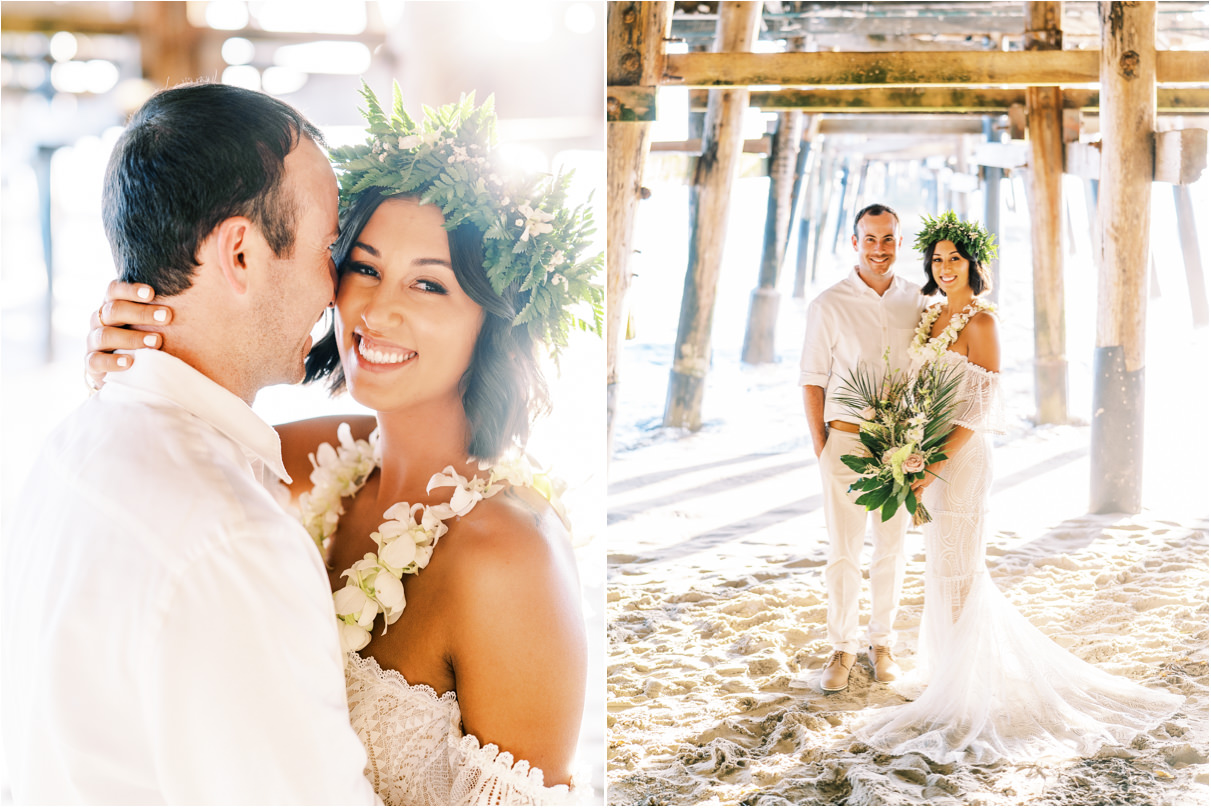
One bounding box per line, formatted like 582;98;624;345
296;423;568;653
907;298;997;363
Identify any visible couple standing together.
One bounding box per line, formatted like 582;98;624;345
3;82;597;803
801;203;1183;764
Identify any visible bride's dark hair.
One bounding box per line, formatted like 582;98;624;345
304;192;550;460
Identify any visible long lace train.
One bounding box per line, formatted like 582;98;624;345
855;354;1182;764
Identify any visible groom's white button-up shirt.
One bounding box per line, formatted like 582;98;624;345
2;350;377;804
799;267;925;425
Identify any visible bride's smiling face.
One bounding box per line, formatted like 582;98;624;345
929;239;971;296
335;197;484;414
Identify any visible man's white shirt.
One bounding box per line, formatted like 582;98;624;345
1;349;377;804
799;267;926;424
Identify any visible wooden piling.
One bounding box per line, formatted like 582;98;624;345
664;1;760;430
741;107;803;364
1025;1;1069;425
607;1;671;453
1091;1;1156;514
1174;184;1209;328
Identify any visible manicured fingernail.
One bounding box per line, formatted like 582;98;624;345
143;334;158;347
154;309;168;322
117;356;130;367
138;286;152;300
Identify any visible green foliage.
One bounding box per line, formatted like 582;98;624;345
912;210;999;267
331;83;602;358
836;353;965;524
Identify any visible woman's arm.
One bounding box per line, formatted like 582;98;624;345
913;312;1000;495
444;494;587;787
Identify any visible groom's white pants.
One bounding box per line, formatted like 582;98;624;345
818;430;910;654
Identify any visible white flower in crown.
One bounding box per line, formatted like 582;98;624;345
517;203;555;242
427;466;505;518
398;134;421;150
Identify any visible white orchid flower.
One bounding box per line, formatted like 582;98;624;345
427;466;494;517
517;204;555;242
370;571;405;614
378;535;418;570
338;621;371;653
334;585;374;623
398;134;421;150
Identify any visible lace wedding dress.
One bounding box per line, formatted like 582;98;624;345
855;350;1184;764
345;652;574;805
293;426;581;805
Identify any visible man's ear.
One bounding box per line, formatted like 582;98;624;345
212;216;257;295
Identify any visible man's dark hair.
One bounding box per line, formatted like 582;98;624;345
304;192;550;461
102;81;324;296
852;203;900;238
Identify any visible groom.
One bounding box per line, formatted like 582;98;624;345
1;83;377;802
800;203;924;692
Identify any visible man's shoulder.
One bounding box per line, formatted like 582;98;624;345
45;396;296;541
806;273;856;312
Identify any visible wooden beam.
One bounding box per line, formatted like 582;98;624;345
664;1;760;430
1067;129;1207;183
650;137;771;153
1154;127;1208;184
1064;140;1102;179
818;116;984;135
685;87;1209;113
607;1;672;455
662;49;1208;88
1091;1;1157;514
1025;1;1068;426
606;85;658;122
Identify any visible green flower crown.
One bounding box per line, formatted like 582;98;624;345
912;211;999;267
328;84;603;357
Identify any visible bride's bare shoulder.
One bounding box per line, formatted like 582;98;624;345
444;488;574;576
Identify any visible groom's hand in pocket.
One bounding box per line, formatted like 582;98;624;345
86;280;172;388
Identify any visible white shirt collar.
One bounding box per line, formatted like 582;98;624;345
102;350;292;484
845;265;915;297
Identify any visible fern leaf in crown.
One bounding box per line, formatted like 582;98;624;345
328;83;603;357
911;211;999;267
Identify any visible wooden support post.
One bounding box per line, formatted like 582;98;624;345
810;147;837;286
981;117;1003;304
741;107;803;364
1025;1;1069;425
663;1;759;430
139;2;205;86
607;1;671;453
1174;184;1208;327
1091;1;1156;514
830;157;852;253
34;146;55;363
792;128;823;299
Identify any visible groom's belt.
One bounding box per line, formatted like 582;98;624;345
827;420;861;434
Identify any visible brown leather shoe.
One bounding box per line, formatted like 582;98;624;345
868;645;901;683
821;651;856;692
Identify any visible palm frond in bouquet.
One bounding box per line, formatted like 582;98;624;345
835;356;964;525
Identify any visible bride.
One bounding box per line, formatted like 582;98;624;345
89;88;600;804
855;213;1183;764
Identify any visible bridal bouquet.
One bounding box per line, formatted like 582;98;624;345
833;357;964;525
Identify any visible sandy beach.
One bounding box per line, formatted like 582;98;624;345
606;177;1209;805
